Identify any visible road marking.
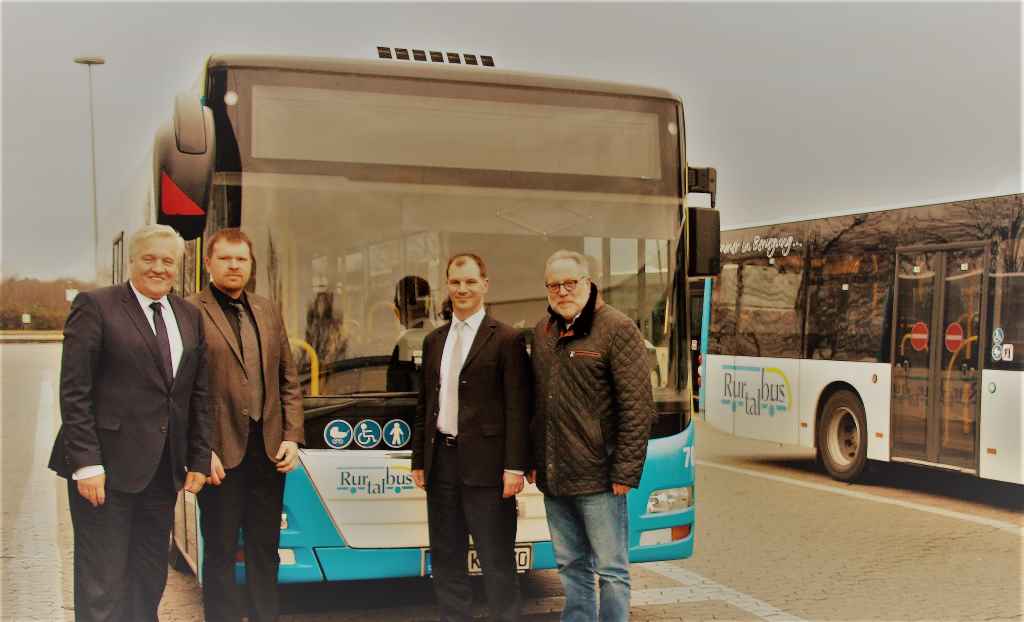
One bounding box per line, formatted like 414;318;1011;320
645;561;807;622
697;459;1023;536
312;566;804;621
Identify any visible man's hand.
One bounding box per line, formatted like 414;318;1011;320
526;469;536;485
209;451;226;486
184;471;207;494
275;441;300;473
611;483;632;496
77;473;106;507
502;472;525;498
412;469;425;490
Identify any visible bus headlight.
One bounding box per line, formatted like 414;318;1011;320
646;486;693;514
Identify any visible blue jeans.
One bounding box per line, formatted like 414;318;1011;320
543;492;630;622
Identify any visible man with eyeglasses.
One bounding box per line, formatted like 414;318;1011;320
527;249;655;622
411;253;532;622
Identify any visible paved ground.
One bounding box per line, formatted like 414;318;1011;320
2;343;1021;621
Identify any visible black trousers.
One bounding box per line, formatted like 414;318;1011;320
198;422;285;622
67;444;176;622
427;439;520;622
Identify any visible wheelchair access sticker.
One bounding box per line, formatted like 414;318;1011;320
354;419;383;448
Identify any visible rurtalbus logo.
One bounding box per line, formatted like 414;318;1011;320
337;465;415;496
721;365;792;417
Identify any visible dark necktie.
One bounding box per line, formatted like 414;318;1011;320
150;302;174;383
232;301;263;422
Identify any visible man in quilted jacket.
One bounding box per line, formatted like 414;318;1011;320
527;249;655;622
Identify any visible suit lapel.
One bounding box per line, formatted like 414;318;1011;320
198;288;245;369
462;316;496;371
120;282;171;389
430;324;450;379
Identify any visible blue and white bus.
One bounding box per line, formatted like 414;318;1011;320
702;195;1023;485
116;53;720;584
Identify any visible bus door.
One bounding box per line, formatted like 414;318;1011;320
891;243;988;471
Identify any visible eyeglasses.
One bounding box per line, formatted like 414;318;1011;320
544;277;587;294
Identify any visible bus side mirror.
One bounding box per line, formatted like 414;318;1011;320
688;207;721;277
153;93;215;240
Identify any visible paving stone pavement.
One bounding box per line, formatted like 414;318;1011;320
3;345;1021;621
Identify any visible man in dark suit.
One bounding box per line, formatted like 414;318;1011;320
411;253;532;622
49;224;212;622
188;228;304;622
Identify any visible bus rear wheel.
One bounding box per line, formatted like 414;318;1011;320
817;390;868;482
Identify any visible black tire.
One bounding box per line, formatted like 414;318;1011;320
168;538;193;574
817;389;868;482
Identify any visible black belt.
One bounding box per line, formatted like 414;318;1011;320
437;432;458;447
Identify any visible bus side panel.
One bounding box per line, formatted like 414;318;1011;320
704;354;735;434
628;427;695;562
276;464;344;582
729;356;800;446
979;369;1024;484
798;360;891;461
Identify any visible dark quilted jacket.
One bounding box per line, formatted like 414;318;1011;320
531;286;655;496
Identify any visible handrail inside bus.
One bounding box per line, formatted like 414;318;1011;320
945;335;979;436
290;338;320;396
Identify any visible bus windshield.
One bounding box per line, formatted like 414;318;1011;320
204;67;687;403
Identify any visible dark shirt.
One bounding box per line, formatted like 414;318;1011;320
209;283;262;356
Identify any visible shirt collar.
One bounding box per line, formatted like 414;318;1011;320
129;280;169;310
210;282;246;308
453;306;485;331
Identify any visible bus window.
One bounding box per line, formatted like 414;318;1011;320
987;237;1024;373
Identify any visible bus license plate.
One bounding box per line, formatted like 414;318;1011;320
468;545;532;575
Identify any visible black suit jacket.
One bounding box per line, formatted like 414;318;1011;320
412;313;532;487
48;282;212;493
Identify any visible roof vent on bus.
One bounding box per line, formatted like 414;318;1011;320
377;46;495;67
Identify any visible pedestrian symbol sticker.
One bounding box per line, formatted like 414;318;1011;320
383;419;411;448
354;419;383;448
323;419;353;449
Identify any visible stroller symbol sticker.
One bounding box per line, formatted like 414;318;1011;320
323;419;353;449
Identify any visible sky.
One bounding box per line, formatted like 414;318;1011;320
2;1;1020;281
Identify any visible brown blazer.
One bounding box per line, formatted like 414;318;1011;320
411;314;532;487
188;287;304;470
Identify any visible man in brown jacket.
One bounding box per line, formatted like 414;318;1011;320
188;228;304;622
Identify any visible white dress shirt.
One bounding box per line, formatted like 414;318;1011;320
129;281;184;376
435;306;522;477
437;306;485;436
73;283;185;481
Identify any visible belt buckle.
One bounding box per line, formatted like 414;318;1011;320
440;433;457;447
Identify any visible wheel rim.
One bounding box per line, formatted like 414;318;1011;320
826;406;861;469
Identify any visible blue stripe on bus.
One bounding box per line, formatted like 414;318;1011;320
699;278;713;415
722;365;762;372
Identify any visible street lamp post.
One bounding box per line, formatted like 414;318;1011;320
74;55;105;280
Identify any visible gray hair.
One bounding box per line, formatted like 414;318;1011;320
128;224;185;260
544;250;591;277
